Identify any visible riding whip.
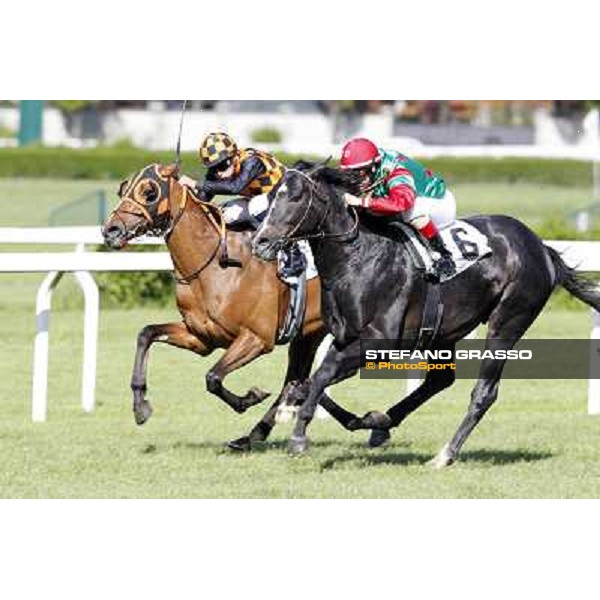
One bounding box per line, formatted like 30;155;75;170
175;99;188;170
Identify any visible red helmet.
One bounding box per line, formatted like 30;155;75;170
340;138;381;170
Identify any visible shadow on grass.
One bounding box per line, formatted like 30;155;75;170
169;439;342;454
320;448;553;471
460;448;553;465
157;440;553;471
168;435;413;455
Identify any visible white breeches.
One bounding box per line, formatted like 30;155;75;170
222;194;270;224
403;190;457;230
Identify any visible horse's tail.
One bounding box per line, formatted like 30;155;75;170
545;244;600;311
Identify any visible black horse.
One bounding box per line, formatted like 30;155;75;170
252;164;600;468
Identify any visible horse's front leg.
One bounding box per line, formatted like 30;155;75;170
131;322;210;425
205;328;270;413
289;338;362;454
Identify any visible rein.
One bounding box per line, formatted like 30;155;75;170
170;186;232;284
280;169;359;244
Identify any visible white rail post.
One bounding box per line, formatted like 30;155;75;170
588;309;600;415
73;243;99;414
32;271;63;422
73;271;99;413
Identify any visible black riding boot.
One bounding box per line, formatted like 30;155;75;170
278;243;307;282
428;233;456;280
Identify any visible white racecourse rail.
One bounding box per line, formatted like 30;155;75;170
0;227;167;422
0;226;599;421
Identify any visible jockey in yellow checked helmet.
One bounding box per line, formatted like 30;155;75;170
340;137;457;279
178;132;306;278
179;132;285;228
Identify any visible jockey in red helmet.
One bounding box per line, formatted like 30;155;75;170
341;137;456;279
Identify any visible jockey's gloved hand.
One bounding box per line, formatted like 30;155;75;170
344;192;370;208
178;175;197;189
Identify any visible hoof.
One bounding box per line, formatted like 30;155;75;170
427;444;455;469
361;411;392;430
288;435;309;455
227;436;252;452
134;400;153;426
246;387;271;407
368;429;391;448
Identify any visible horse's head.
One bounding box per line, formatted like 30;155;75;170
102;163;179;249
252;160;360;261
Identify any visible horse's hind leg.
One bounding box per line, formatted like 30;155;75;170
367;352;457;448
430;294;546;468
429;345;510;469
131;322;210;425
227;329;326;451
205;328;270;413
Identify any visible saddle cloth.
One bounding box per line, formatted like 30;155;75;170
398;219;492;282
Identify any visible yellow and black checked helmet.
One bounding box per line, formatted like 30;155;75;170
199;132;239;168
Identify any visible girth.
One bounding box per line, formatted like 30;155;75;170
389;224;444;351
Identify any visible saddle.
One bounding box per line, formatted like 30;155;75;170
364;217;492;348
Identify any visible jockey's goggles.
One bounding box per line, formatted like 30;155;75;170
214;158;233;173
356;163;378;180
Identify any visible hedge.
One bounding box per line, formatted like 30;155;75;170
0;147;318;180
0;146;595;187
95;246;174;309
422;156;593;187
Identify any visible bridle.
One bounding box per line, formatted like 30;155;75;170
276;168;359;245
109;165;177;239
108;165;231;283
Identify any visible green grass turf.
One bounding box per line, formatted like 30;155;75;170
0;178;120;226
1;178;599;497
0;177;594;229
0;275;599;498
455;182;594;226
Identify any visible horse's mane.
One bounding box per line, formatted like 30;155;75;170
292;160;363;195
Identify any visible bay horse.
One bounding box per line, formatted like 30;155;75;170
101;163;328;449
252;163;600;467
